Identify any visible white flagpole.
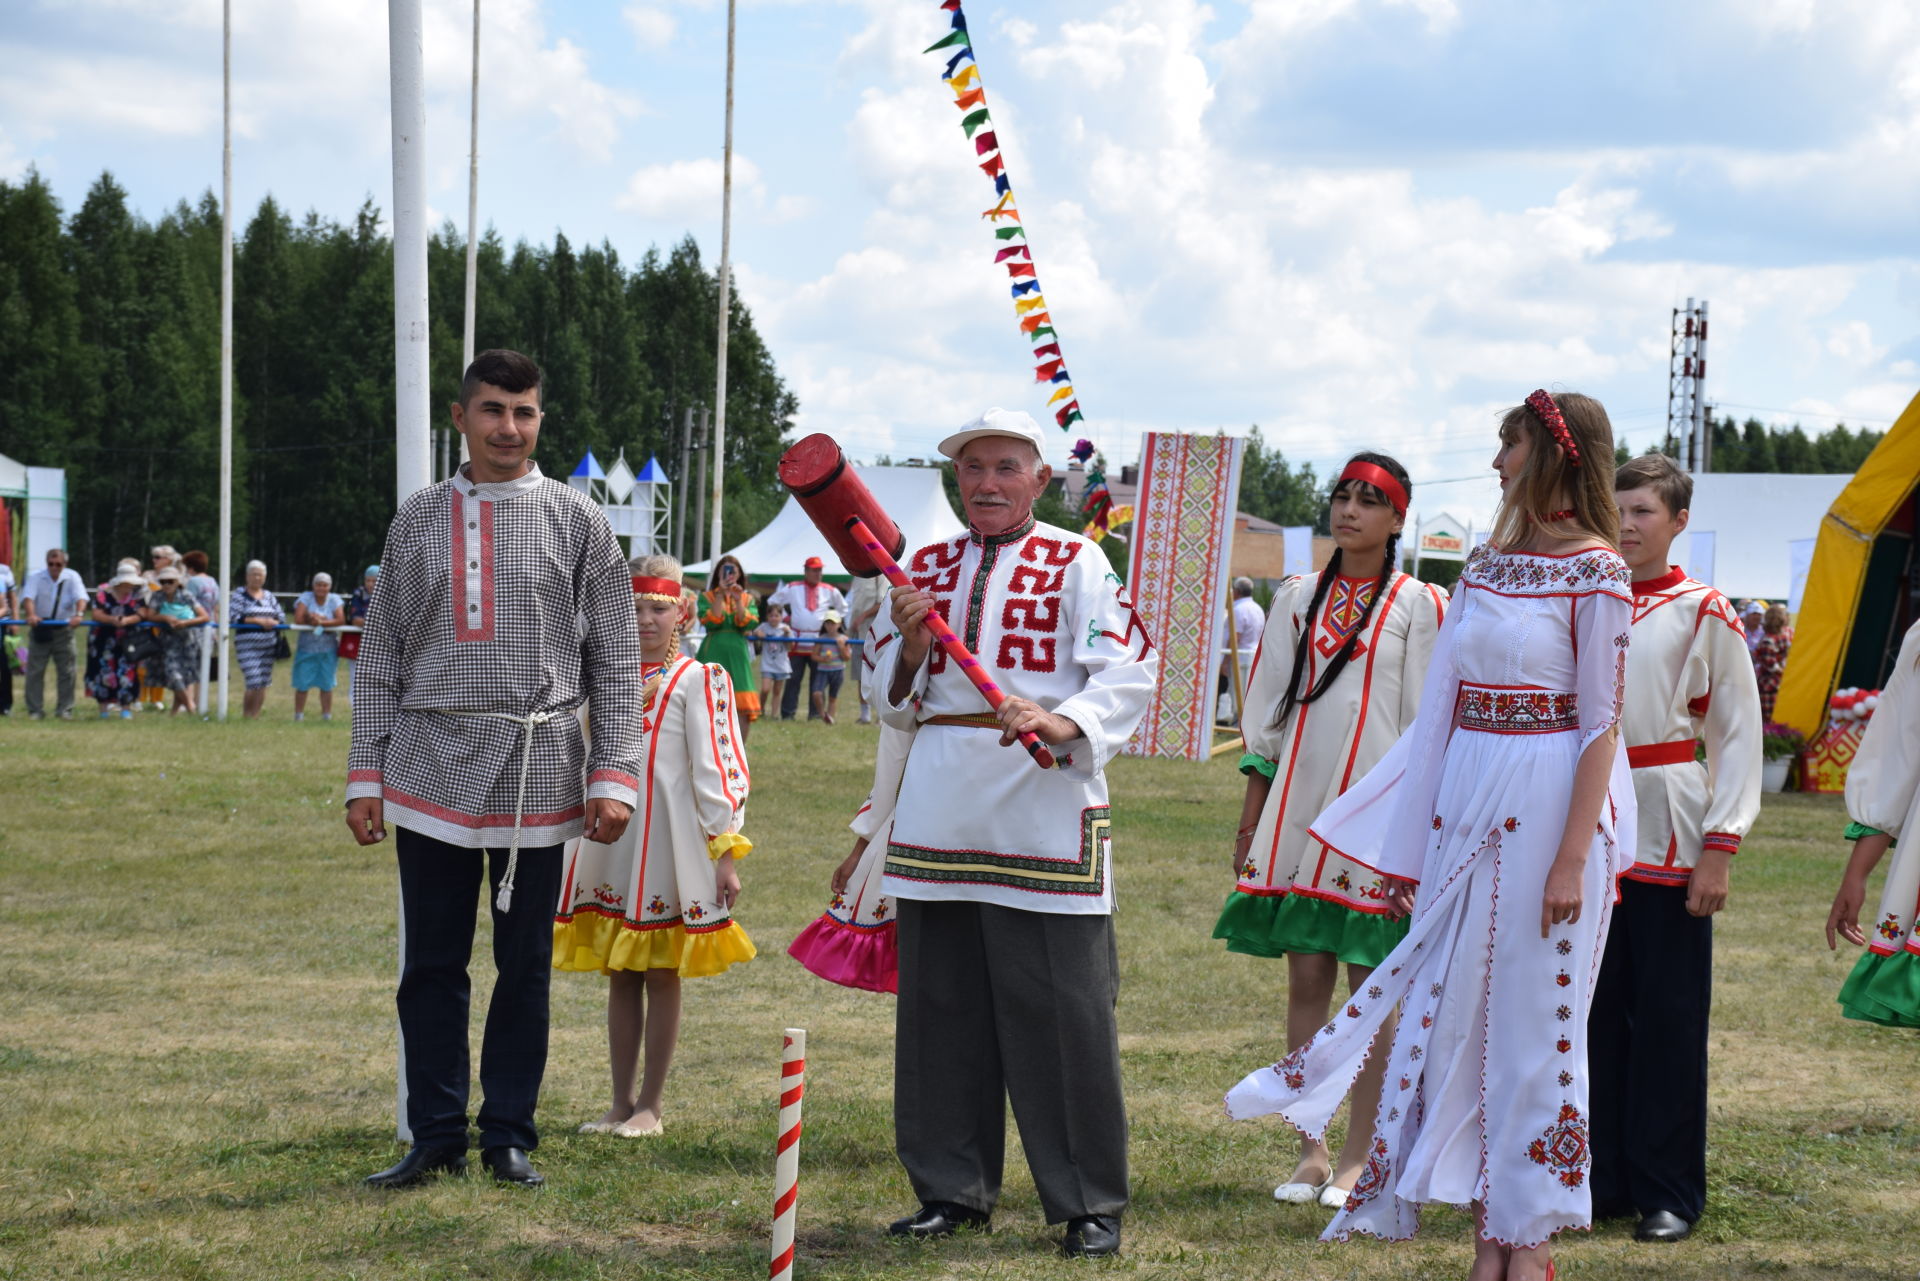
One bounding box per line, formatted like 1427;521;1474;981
216;0;233;722
390;0;432;503
462;0;481;447
706;0;736;561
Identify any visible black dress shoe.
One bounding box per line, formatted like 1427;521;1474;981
1635;1209;1692;1242
1062;1214;1121;1258
886;1202;990;1238
364;1144;467;1188
480;1146;545;1187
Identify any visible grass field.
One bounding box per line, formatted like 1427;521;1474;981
1;678;1915;1280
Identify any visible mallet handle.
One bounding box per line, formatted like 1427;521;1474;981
847;516;1056;771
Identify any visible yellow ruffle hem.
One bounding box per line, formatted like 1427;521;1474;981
553;907;757;978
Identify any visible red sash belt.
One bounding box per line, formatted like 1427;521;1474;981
1627;740;1697;769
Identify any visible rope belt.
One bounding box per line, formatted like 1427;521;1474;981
438;708;558;912
1626;740;1698;769
920;712;1003;730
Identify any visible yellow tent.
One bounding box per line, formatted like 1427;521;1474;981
1775;389;1920;734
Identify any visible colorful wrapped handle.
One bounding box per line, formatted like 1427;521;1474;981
846;515;1056;771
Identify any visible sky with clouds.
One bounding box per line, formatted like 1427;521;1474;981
8;0;1919;530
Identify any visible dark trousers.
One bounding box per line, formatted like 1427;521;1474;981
780;654;817;719
894;898;1129;1224
0;628;11;713
395;827;564;1153
1588;878;1712;1221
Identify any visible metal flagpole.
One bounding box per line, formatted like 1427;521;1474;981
388;0;432;1147
390;0;433;503
460;0;481;472
707;0;737;562
216;0;234;722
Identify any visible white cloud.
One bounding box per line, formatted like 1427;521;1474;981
1826;321;1885;366
623;3;677;48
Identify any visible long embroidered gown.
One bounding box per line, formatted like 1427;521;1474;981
1226;544;1636;1248
1837;619;1920;1027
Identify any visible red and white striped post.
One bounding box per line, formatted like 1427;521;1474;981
770;1028;807;1281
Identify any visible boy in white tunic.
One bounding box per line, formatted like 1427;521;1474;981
874;408;1158;1259
1589;454;1761;1242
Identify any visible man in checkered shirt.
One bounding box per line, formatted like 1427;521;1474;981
346;349;643;1190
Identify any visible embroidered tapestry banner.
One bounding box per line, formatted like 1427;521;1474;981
1124;431;1244;761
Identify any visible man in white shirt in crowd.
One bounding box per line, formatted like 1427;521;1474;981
20;547;87;720
1218;576;1265;724
768;556;848;720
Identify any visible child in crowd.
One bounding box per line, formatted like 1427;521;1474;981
1216;451;1447;1209
811;610;851;725
1589;453;1762;1243
1826;618;1920;1030
553;554;755;1138
755;602;792;722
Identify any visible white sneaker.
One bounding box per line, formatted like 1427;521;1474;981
321;713;332;722
293;712;305;722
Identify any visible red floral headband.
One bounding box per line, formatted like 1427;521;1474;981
1527;389;1581;467
632;575;684;601
1338;460;1409;516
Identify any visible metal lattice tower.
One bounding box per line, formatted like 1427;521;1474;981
1667;299;1710;471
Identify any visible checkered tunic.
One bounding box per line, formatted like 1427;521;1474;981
345;464;644;848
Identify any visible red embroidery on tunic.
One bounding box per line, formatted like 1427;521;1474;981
1455;684;1578;734
907;538;966;675
1525;1103;1591;1188
1315;576;1376;657
992;534;1079;674
451;490;496;643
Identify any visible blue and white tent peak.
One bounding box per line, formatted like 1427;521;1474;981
635;455;671;483
570;451;607;481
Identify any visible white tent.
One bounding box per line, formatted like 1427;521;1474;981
0;450;67;570
688;465;964;581
1682;473;1853;599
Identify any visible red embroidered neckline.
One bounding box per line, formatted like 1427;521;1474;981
1631;565;1687;597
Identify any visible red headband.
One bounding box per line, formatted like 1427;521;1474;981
1338;460;1409;516
632;575;683;600
1527;389;1582;467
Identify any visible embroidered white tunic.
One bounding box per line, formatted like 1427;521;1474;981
553;654;754;977
1236;570;1449;914
1622;566;1763;884
1845;621;1920;969
1226;543;1635;1249
873;518;1158;915
345;464;644;847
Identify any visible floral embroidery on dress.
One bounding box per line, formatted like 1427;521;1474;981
1525;1103;1591;1189
1367;984;1383;999
1462;546;1631;599
1456;685;1579;734
1555;939;1573;956
1432;814;1444;831
1556;1037;1571;1054
1503;816;1521;832
1557;1070;1574;1087
1877;914;1903;942
647;895;667;916
1554;1004;1572;1021
686;902;707;921
1275;1047;1307;1091
1344;1138;1392;1209
1555;972;1572;987
1334;870;1353;892
829;891;847;911
593;883;624;909
1241;858;1259;881
871;902;889;921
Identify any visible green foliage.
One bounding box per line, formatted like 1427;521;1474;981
1697;414;1884;474
0;170;797;587
1237;427;1328;534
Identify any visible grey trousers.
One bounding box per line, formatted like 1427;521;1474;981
894;898;1129;1224
25;632;76;716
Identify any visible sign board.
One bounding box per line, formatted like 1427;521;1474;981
1416;512;1469;562
1686;530;1717;590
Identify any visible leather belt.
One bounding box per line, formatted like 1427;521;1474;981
921;712;1002;729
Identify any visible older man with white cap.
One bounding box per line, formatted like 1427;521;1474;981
871;407;1159;1257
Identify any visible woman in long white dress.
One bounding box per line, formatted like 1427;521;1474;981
1226;390;1635;1281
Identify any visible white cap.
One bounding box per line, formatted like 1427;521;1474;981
937;407;1049;461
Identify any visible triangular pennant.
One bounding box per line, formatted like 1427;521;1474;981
1006;262;1036;278
960;108;992;138
1048;384;1076;405
1019;311;1052;332
1031;342;1060;358
943;49;975;79
1014;295;1047;313
941;0;961;9
995;244;1032;263
1034;359;1065;380
951;8;968;31
973;130;998;155
982;197;1019;221
953;86;987;110
949;62;979;88
1029;325;1056;341
924;29;969;53
1051;368;1073;383
994;172;1011;196
979;153;1004;178
1010;280;1042;296
994;225;1026;240
1054;402;1081;427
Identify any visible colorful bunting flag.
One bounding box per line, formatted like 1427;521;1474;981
926;0;1085;432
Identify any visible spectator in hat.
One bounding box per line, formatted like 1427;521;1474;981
1741;600;1766;655
86;565;147;718
138;545;182;711
292;571;345;721
143;565;211;715
768;555;847;720
811;609;852;724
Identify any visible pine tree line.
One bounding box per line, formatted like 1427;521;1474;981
0;170;797;588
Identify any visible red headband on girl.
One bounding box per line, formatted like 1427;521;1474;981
632;575;683;600
1527;389;1582;467
1338;460;1409;517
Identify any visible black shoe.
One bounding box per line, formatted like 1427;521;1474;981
364;1144;467;1188
887;1202;990;1238
1635;1210;1692;1242
480;1145;545;1186
1062;1214;1121;1258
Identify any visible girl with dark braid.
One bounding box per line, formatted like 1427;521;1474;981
1216;452;1448;1209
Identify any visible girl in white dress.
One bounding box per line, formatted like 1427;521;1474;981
1226;391;1635;1281
1216;452;1448;1207
554;554;755;1137
1826;619;1920;1027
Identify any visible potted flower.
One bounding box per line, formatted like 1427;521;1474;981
1761;722;1803;793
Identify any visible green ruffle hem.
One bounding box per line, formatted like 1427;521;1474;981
1838;948;1920;1028
1212;889;1409;968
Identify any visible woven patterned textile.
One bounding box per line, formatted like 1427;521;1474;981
1123;432;1244;761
